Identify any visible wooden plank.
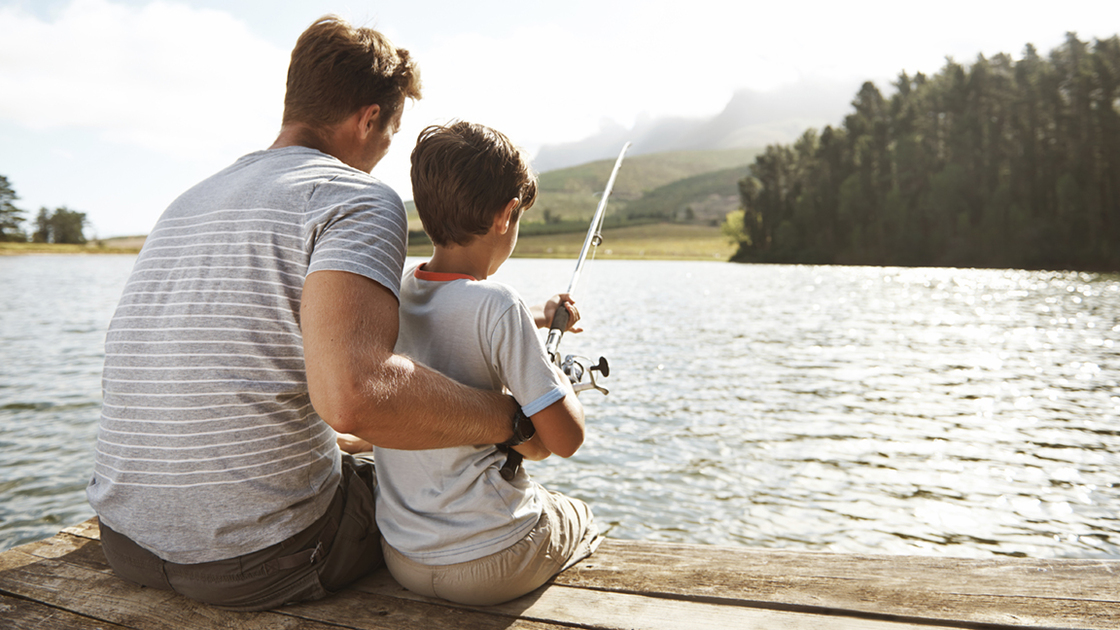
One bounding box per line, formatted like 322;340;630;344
0;549;328;630
5;520;1117;630
0;593;132;630
1;543;571;630
552;539;1120;629
568;539;1120;600
60;517;101;541
351;565;977;630
17;530;93;560
13;530;113;574
279;585;572;630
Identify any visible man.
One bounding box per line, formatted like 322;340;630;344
87;16;520;611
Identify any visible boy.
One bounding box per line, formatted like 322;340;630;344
372;121;601;606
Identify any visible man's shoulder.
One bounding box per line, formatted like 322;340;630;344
225;147;404;213
231;147;392;189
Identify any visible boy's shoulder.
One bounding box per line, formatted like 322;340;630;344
404;265;524;305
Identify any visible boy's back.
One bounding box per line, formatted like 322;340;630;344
373;266;566;565
374;120;599;607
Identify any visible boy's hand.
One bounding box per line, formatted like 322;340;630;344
337;433;373;454
534;293;582;332
512;434;551;461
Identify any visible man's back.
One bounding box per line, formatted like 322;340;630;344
88;146;408;563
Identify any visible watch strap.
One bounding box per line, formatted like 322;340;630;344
500;406;535;447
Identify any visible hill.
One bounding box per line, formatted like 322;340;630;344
621;166;746;225
406;147;757;237
522;147;757;227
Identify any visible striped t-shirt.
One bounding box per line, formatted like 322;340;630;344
87;146;407;564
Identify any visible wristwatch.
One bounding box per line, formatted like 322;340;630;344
501;406;536;447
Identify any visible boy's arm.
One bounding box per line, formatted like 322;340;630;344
302;270;517;449
514;365;585;460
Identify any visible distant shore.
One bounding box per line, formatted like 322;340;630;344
4;225;737;261
412;223;736;261
0;237;145;255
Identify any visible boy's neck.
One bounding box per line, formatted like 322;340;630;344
425;242;500;280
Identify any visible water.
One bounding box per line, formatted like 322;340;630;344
1;255;1117;559
0;255;137;549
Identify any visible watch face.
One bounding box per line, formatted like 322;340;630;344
516;410;535;442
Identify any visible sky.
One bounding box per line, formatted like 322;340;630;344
1;0;1118;238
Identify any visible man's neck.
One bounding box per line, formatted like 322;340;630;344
270;124;330;154
271;122;367;171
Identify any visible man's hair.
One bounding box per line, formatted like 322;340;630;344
410;121;538;247
283;16;422;130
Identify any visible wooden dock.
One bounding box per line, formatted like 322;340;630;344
1;517;1116;629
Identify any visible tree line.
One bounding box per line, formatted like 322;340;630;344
723;33;1120;271
1;175;88;244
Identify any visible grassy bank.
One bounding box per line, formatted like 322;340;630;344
0;241;143;255
5;224;735;262
408;222;736;261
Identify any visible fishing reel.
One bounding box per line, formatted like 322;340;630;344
560;354;610;395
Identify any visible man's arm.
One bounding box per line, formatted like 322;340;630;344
301;270;516;450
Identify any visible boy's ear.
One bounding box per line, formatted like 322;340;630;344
494;198;520;235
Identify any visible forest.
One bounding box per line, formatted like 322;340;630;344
723;33;1120;271
0;175;88;244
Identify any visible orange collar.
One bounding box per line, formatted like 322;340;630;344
414;262;477;282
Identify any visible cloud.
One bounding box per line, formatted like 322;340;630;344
0;0;287;162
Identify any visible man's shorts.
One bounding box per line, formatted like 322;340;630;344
98;454;380;611
382;487;601;606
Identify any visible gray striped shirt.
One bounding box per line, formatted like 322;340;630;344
87;146;406;563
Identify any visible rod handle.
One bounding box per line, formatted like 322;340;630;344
549;302;571;333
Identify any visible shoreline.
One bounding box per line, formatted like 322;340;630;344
0;244;142;256
4;224;740;262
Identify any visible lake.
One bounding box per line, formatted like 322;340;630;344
1;254;1117;559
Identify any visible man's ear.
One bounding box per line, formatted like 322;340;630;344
494;198;520;235
357;104;382;138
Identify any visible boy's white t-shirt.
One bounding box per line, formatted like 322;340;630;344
373;264;569;565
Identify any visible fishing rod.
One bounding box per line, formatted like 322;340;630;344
543;141;630;394
501;142;630;480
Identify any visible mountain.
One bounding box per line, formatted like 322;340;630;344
532;80;856;173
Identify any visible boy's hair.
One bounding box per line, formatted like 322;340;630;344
283;16;422;130
411;121;538;247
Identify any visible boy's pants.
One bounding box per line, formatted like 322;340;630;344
98;454;381;611
382;488;601;606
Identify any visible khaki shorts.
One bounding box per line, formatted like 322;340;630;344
99;454;381;611
382;488;601;606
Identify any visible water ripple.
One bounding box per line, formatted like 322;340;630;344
2;256;1118;560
